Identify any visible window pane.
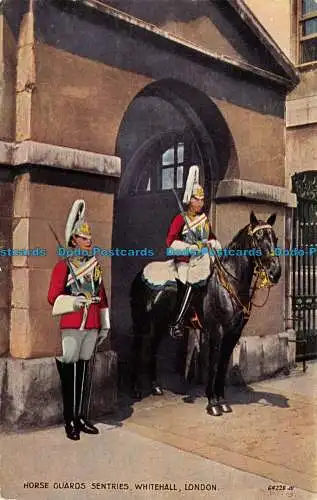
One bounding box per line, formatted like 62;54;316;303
162;167;174;190
303;17;317;35
301;38;317;62
136;171;152;192
177;166;183;188
162;147;174;166
177;142;184;164
303;0;317;15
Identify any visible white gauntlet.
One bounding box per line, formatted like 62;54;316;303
52;295;86;316
208;239;222;251
170;240;199;252
100;308;110;329
97;308;110;346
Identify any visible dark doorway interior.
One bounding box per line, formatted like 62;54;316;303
111;80;231;389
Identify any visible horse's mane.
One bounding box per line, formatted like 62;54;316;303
227;219;272;250
227;224;250;250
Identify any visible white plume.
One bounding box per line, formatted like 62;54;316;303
65;199;86;246
183;165;200;203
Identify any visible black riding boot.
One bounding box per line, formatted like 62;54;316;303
76;359;99;435
56;359;80;441
169;284;194;338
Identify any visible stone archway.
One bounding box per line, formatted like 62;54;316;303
111;79;236;383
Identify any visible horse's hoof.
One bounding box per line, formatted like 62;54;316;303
217;399;233;413
151;384;164;396
207;404;222;417
220;403;232;413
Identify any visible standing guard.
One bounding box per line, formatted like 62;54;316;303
48;200;110;441
167;166;222;337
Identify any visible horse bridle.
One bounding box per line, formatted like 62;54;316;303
247;223;276;289
213;223;276;318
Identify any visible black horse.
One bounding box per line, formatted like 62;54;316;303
129;211;281;416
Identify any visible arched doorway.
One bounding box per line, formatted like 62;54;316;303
111;79;234;384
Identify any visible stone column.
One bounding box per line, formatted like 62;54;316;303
16;3;35;143
0;174;13;356
215;180;298;382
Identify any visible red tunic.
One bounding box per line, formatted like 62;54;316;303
47;260;108;330
166;213;216;263
166;214;189;263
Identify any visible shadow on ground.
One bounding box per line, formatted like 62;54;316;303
182;385;289;409
99;369;289;430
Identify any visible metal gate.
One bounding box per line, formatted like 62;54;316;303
292;172;317;360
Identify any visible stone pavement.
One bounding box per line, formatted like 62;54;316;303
1;362;317;500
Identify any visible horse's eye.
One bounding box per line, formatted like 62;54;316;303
256;229;264;238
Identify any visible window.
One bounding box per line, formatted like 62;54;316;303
161;142;184;191
299;0;317;64
131;131;202;196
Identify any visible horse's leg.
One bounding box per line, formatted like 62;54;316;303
206;323;224;416
148;320;164;396
215;317;245;412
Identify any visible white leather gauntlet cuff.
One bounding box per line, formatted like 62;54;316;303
52;295;86;316
170;240;197;252
208;239;222;251
100;308;110;329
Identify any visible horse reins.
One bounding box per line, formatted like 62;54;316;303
213;223;275;319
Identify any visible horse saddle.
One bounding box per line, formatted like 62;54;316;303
142;254;212;290
142;259;177;290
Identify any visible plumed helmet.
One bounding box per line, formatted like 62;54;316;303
65;199;92;247
191;183;204;200
183;165;204;203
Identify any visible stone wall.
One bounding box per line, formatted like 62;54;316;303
0;174;13;356
214;99;285;186
229;330;296;384
32;43;152;155
0;351;117;429
0;15;16;142
244;0;291;58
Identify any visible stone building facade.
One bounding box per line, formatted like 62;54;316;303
245;0;317;359
0;0;299;427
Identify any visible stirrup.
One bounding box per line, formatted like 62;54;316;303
169;322;184;339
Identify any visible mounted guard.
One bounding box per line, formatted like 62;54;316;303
142;165;222;338
131;204;281;409
166;165;222;337
48;199;110;441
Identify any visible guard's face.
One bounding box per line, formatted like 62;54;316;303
189;197;204;214
72;235;92;251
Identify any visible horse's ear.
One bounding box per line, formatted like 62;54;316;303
250;211;258;227
267;213;276;226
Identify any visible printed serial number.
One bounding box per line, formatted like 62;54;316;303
268;485;295;491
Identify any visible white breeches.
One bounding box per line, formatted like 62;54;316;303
176;262;189;284
57;329;98;364
175;253;212;286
